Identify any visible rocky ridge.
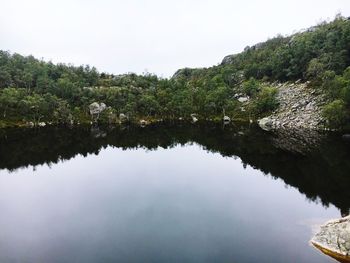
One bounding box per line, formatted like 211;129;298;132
258;82;327;130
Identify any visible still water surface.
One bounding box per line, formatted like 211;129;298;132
0;123;349;262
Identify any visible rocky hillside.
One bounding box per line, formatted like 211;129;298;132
1;16;350;128
258;82;327;130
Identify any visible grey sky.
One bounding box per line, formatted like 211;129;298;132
1;0;350;77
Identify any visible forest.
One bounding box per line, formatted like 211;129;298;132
1;15;350;128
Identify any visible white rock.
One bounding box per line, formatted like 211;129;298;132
238;97;249;103
223;116;231;122
190;113;198;123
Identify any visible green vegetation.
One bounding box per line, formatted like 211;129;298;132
251;87;279;114
242;78;260;96
322;100;347;128
1;15;350;128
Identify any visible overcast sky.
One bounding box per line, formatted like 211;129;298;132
1;0;350;77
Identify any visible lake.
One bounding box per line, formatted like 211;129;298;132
0;123;349;263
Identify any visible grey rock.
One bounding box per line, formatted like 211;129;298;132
190;113;198;123
221;55;235;65
258;117;273;131
119;113;128;122
89;102;107;116
311;216;350;258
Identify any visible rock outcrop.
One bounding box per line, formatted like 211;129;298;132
221;55;236;65
258;82;326;130
89;102;107;122
89;102;106;116
311;216;350;262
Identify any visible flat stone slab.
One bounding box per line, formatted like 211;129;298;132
311;216;350;262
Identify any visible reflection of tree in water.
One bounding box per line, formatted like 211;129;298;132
0;122;349;214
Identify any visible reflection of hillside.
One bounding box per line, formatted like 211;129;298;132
0;123;349;212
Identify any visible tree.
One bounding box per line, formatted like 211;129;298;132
138;94;159;117
0;88;25;118
0;67;12;87
53;100;72;124
306;58;326;80
205;86;231;116
20;94;47;123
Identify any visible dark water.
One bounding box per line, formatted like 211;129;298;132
0;123;349;263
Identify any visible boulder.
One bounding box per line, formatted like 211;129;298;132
119;113;128;122
89;102;106;116
89;102;107;122
223;116;231;123
238;97;249;103
258;117;273;131
190;114;198;123
311;216;350;262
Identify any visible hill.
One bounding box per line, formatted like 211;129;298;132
1;15;350;128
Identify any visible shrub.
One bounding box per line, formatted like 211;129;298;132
341;86;350;106
322;100;347;128
242;78;260;96
252;87;279;114
306;58;326;80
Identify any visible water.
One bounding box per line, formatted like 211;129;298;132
0;123;349;263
